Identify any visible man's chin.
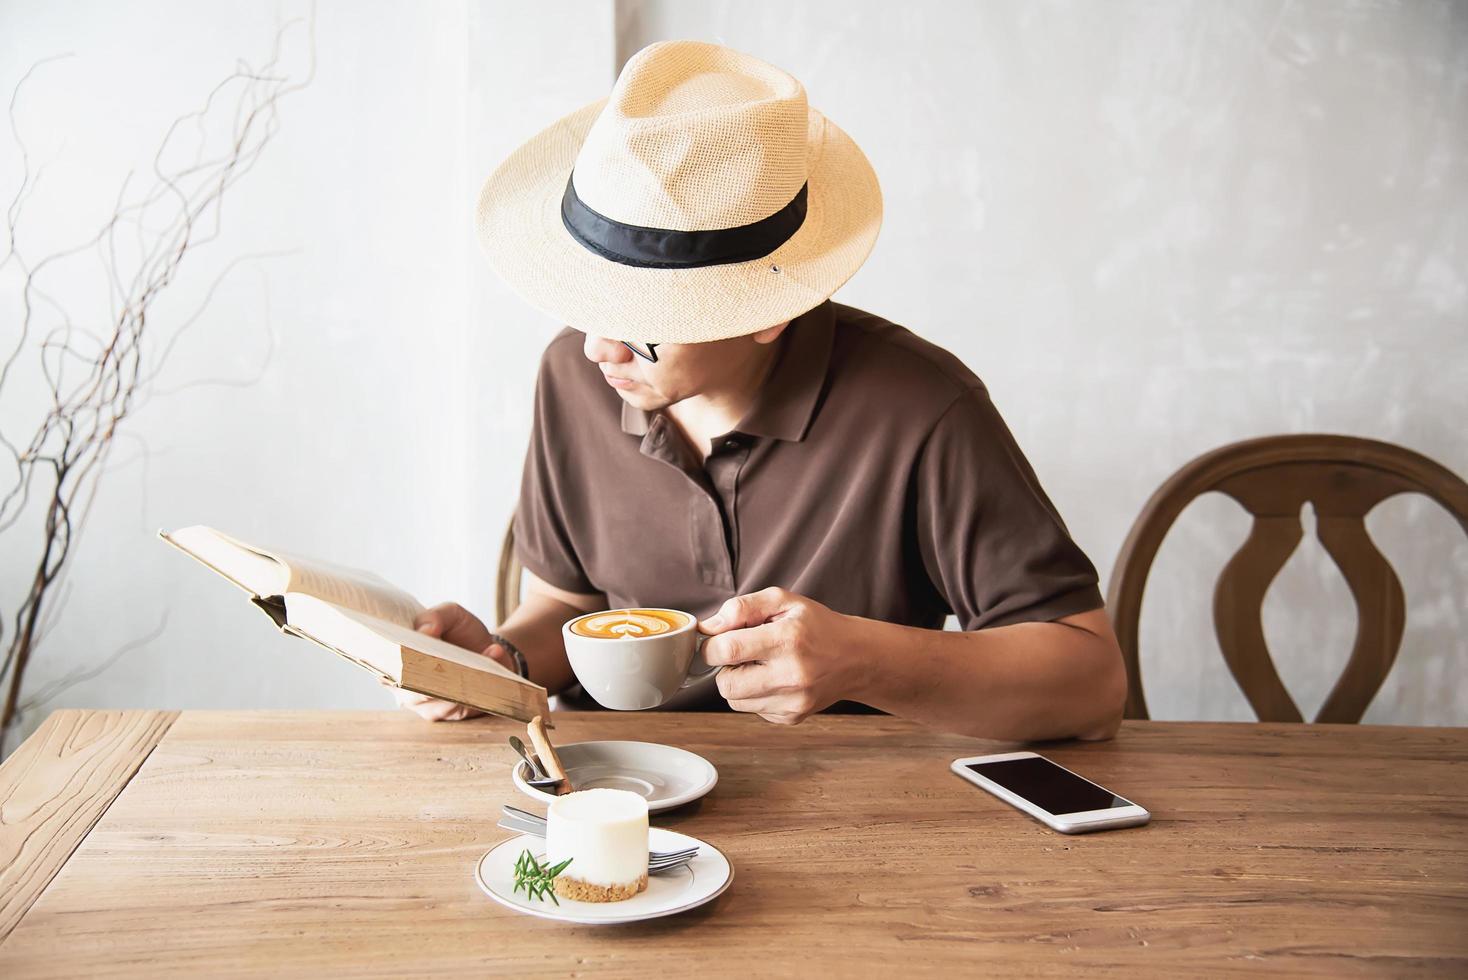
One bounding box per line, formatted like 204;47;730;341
618;388;668;412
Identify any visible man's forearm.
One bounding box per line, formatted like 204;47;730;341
849;610;1128;742
495;594;583;695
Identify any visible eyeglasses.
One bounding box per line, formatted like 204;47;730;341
621;341;660;363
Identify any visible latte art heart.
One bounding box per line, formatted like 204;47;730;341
570;609;688;639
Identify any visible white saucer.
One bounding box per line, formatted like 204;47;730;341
512;741;717;813
475;828;733;924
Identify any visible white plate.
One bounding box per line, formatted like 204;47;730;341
512;740;717;813
475;829;733;924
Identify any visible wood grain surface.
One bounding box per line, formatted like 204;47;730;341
0;710;1464;977
0;709;178;942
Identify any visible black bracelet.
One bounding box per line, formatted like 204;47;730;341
489;631;530;680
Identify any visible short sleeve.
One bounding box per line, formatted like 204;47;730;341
513;351;598;595
914;386;1103;630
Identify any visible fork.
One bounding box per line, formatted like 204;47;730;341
499;805;698;873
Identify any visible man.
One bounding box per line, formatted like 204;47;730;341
397;40;1126;741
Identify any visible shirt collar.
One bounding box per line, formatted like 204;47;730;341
619;299;836;443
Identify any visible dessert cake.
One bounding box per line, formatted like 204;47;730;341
545;787;650;902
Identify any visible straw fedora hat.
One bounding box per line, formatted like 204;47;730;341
474;39;882;345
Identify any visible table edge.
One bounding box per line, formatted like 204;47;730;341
0;708;179;945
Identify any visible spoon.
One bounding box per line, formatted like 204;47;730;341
508;735;547;780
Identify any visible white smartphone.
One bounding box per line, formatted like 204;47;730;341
950;751;1150;834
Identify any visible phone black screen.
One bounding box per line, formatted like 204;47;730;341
966;756;1131;815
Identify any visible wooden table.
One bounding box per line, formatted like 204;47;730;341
1;710;1465;977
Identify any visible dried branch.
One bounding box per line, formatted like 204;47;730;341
0;10;315;750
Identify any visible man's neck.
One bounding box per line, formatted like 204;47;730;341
664;335;783;462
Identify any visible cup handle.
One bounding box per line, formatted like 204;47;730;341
680;632;722;689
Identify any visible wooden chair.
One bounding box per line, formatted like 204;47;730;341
496;516;524;628
1108;434;1468;722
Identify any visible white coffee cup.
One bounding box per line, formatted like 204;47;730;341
561;608;720;710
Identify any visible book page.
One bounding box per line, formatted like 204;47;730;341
290;598;522;683
283;592;543;692
271;550;424;628
283;593;405;679
198;528;425;627
161;526;291;597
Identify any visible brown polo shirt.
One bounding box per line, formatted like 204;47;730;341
514;299;1104;709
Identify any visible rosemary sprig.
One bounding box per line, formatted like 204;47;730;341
513;849;573;905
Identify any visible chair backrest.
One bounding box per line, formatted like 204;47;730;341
496;516;524;628
1107;434;1468;723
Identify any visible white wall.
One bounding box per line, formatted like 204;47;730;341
1;0;1463;746
0;0;615;747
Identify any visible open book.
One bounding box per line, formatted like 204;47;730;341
159;525;548;722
